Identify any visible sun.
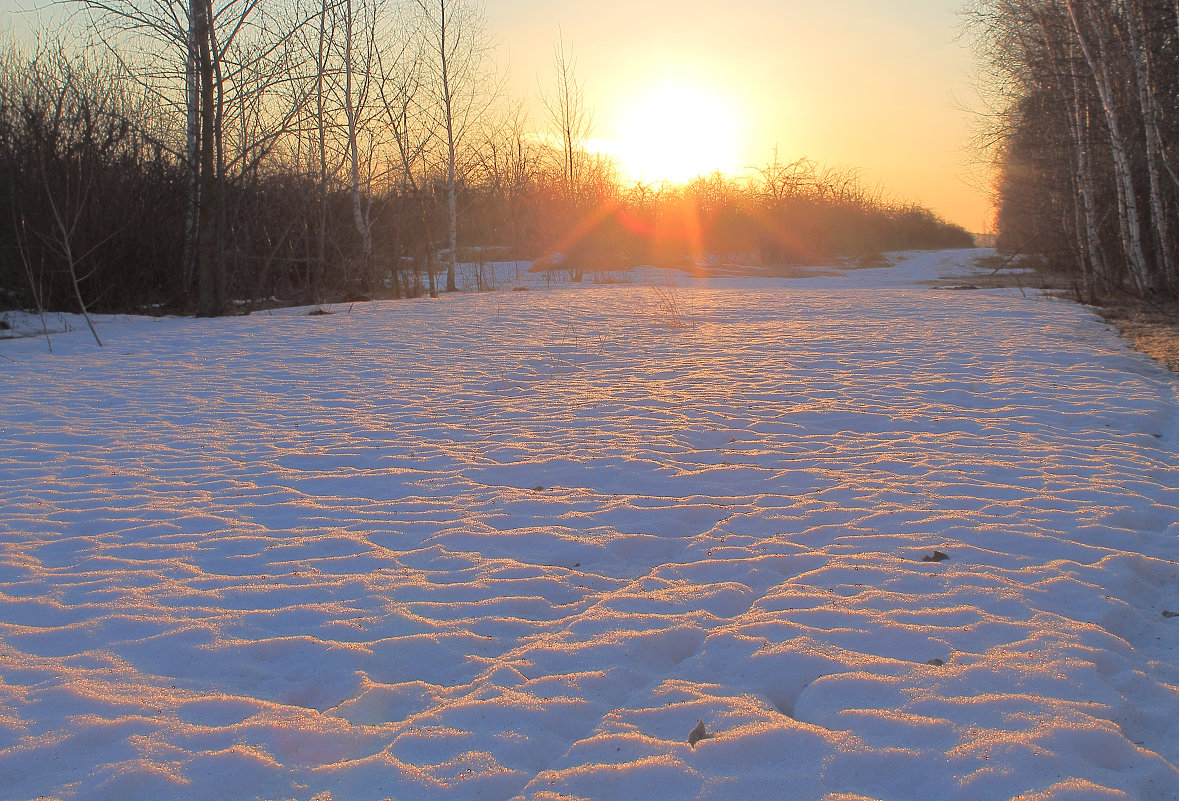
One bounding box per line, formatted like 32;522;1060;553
612;80;741;185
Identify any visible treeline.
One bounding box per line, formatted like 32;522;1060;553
0;0;972;318
968;0;1179;301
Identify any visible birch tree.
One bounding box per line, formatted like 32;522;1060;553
415;0;494;292
1064;0;1151;293
1125;0;1174;281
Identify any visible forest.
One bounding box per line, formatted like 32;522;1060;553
0;0;972;318
968;0;1179;302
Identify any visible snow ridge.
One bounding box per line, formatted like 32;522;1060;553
1;250;1178;801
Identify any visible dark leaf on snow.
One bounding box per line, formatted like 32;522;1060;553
922;551;950;562
688;719;713;748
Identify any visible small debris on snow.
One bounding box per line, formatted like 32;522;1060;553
1163;610;1179;618
688;719;713;748
922;551;950;562
926;658;945;666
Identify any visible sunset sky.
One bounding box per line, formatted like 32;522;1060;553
492;0;990;232
0;0;990;231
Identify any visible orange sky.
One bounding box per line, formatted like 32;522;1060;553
490;0;992;233
0;0;993;232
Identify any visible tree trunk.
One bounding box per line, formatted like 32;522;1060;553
1126;0;1174;286
344;0;374;287
1065;0;1151;294
182;20;200;302
440;0;458;292
194;0;222;316
315;0;330;301
1067;42;1105;301
1038;11;1106;300
207;0;227;308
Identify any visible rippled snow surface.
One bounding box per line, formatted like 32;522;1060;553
2;251;1178;801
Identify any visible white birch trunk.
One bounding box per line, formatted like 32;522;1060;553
1065;0;1151;293
1066;41;1106;297
1037;13;1105;298
1125;0;1174;284
1072;85;1104;299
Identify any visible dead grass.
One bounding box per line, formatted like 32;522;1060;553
1096;298;1179;373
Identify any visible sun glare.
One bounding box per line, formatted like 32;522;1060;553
612;81;741;185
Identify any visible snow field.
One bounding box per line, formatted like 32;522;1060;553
1;250;1178;800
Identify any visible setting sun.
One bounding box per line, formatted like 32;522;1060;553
611;81;742;185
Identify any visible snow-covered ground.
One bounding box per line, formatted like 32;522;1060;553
2;249;1178;801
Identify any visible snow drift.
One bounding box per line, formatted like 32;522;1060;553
1;250;1177;801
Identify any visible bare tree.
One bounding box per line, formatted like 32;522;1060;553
1;40;164;338
967;0;1179;297
61;0;314;314
190;0;221;314
376;10;439;295
338;0;378;284
471;98;538;264
55;0;220;310
415;0;495;292
542;32;592;201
